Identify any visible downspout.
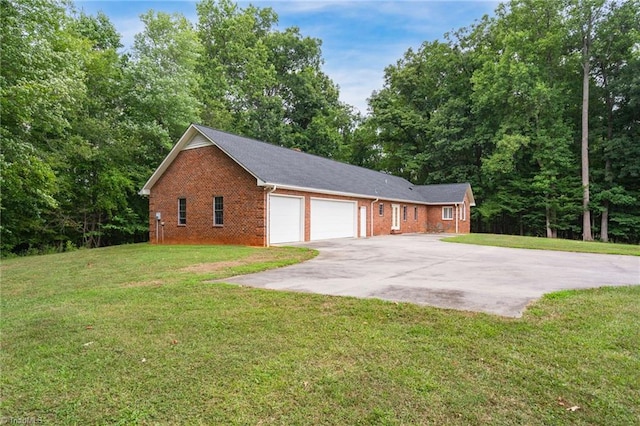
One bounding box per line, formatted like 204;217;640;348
370;198;379;238
265;185;277;247
455;203;459;234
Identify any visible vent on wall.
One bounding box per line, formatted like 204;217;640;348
184;133;213;150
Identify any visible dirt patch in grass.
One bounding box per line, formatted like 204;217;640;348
180;249;312;273
181;260;246;273
119;279;165;288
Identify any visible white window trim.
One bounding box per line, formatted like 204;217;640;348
442;206;453;221
213;196;224;226
391;204;401;230
461;201;466;221
178;198;187;226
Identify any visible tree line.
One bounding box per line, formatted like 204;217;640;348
362;0;639;243
1;0;355;254
1;0;638;255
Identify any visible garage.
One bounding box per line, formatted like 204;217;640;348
269;195;303;244
310;198;357;241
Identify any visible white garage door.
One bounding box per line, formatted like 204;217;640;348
269;195;303;244
311;198;357;241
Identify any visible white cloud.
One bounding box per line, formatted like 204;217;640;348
325;45;417;114
113;16;144;52
327;66;383;114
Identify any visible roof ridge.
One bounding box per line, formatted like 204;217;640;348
416;182;470;187
193;123;403;181
185;123;473;205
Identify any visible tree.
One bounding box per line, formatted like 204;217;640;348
196;0;354;157
125;10;201;142
567;0;606;241
72;10;122;50
369;38;481;184
589;0;640;242
53;10;147;248
197;0;277;134
0;0;87;253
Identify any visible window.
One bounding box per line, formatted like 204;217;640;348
379;203;384;216
442;206;453;220
461;202;466;221
213;196;224;226
414;206;418;221
403;206;407;221
178;198;187;225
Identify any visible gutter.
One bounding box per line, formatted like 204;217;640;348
370;197;379;237
257;182;426;206
265;185;277;247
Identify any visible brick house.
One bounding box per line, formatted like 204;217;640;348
139;124;475;246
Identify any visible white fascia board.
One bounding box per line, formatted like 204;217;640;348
467;185;477;206
257;182;429;205
139;125;265;196
420;185;477;206
138;124;200;196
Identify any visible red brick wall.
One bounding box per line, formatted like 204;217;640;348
270;190;431;239
424;194;472;234
148;145;265;245
147;144;472;245
371;201;428;236
459;194;472;234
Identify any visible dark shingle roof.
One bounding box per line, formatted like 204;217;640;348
195;124;428;203
146;124;473;205
415;183;473;204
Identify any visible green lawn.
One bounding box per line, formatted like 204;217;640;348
2;244;639;424
444;233;640;256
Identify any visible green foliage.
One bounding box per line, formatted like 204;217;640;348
365;0;640;242
126;10;201;140
0;0;354;254
482;134;529;175
196;0;354;155
72;11;122;50
2;0;638;253
0;140;59;252
369;39;480;185
1;0;86;252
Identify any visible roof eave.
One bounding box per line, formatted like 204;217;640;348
139;124;201;195
466;184;476;206
139;124;267;196
259;182;429;205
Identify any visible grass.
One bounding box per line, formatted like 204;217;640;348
2;244;639;424
444;233;640;256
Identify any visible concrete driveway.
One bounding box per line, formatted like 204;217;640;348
220;234;640;317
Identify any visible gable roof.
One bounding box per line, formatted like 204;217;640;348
416;183;475;206
140;124;474;206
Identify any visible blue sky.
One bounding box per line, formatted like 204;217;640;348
74;1;499;114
